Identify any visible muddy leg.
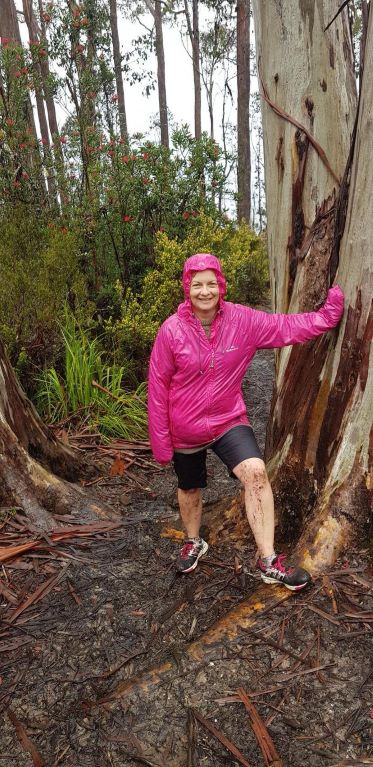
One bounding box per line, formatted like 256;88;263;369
233;458;275;558
178;488;203;538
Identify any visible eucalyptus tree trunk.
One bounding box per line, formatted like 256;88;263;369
184;0;201;140
153;0;169;148
0;337;106;530
0;0;19;44
37;0;66;191
144;0;169;147
109;0;129;145
236;0;251;223
22;0;57;203
252;0;372;571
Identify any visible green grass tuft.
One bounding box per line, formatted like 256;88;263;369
36;311;148;441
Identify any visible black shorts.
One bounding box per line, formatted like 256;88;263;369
173;425;262;490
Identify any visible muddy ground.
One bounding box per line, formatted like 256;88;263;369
1;349;372;767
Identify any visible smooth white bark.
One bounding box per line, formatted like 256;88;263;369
253;0;356;311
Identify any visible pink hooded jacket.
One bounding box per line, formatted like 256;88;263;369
148;254;344;464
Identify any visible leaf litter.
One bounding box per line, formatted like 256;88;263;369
0;349;372;767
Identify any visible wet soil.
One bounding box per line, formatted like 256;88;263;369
1;349;372;767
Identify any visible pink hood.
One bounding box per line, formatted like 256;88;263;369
182;253;226;300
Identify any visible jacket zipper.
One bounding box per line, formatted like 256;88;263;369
206;338;216;436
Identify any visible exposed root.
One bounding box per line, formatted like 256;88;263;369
96;583;291;707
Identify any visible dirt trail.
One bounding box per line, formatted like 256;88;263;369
1;349;372;767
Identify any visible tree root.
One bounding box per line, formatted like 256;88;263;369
96;583;291;708
0;434;117;530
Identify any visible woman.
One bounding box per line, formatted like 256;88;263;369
148;253;344;589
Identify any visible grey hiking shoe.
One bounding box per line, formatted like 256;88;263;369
257;553;311;591
176;538;208;573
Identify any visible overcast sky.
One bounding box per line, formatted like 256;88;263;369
118;14;237;141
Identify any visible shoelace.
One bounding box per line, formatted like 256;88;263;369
180;542;198;559
274;553;294;575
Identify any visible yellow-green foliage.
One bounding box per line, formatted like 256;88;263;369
222;224;269;305
112;214;269;366
0;208;87;360
106;286;159;359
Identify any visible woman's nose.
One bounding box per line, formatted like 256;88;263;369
200;284;209;295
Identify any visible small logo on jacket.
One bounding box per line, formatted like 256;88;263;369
225;345;238;352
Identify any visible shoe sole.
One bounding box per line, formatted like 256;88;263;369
260;574;309;591
178;541;209;574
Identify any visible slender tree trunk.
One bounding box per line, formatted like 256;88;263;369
184;0;201;140
0;0;18;42
237;0;251;223
37;0;66;190
22;0;57;203
109;0;129;145
207;71;214;140
252;0;372;572
0;0;47;196
153;0;169;148
192;0;201;140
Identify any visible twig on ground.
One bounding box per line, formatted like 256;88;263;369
187;708;197;767
237;686;282;766
192;708;254;767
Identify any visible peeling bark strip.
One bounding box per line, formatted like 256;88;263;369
237;687;282;765
259;77;340;185
287;130;309;289
316;295;373;474
192;708;254;767
292;194;336;302
324;0;350;32
7;710;44;767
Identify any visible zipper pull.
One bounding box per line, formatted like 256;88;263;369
210;351;215;368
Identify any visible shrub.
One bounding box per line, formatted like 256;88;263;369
222;225;269;305
0;205;88;367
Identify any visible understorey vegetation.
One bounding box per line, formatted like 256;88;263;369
0;3;268;436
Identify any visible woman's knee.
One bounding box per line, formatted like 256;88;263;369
234;457;268;488
178;487;200;495
178;487;201;503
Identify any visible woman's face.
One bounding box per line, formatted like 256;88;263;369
189;269;220;314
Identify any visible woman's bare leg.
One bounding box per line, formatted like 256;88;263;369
233;457;275;558
177;488;203;538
